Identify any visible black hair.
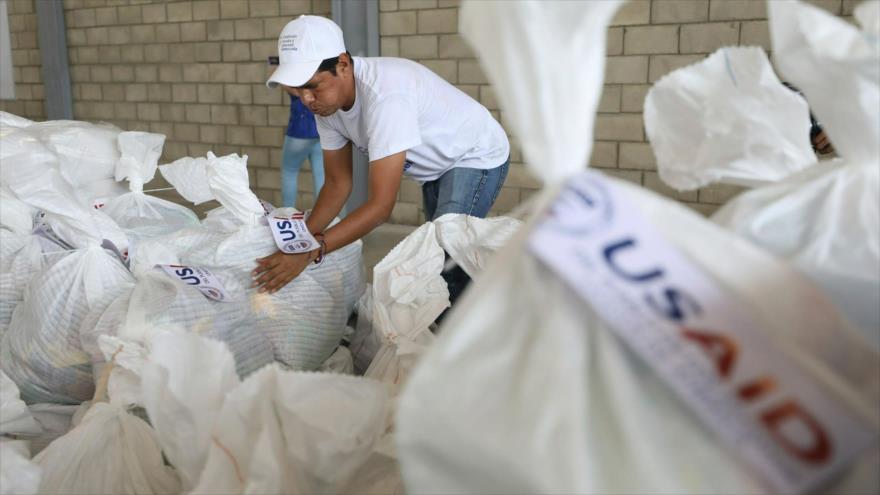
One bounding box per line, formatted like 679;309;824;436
316;51;352;76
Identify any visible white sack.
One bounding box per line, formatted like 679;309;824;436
0;188;35;235
397;1;879;494
33;402;181;495
710;0;880;345
141;332;241;490
0;111;34;129
25;403;80;456
191;365;392;494
0;440;41;495
0;371;40;437
645;47;817;190
1;245;134;404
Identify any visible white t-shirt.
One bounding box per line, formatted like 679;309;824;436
316;57;510;183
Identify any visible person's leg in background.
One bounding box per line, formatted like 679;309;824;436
424;158;510;323
281;136;318;208
307;138;325;197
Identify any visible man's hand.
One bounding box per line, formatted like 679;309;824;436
252;250;314;294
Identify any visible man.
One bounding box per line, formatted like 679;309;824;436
253;15;510;304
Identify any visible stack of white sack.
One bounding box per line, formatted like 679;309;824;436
0;140;133;404
349;213;521;385
645;2;880;350
0;114;131;209
113;151;366;373
397;1;879;494
99;131;201;263
127;331;403;494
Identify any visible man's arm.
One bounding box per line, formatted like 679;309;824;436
306;142;353;234
252;150;406;293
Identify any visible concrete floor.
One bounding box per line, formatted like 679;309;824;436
361;223;417;282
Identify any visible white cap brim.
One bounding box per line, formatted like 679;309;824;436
266;59;322;88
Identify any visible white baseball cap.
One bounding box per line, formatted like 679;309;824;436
266;15;347;89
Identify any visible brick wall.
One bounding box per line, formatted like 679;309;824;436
0;0;45;120
0;0;859;223
379;0;858;220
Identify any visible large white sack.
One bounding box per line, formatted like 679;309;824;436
397;2;879;494
357;214;520;385
399;172;880;494
192;365;395;494
0;231;71;336
1;244;134;404
33;401;181;495
141;152;363;370
101;131;199;262
81;268;275;383
0;440;41;495
0;371;40;437
644;47;816;190
0;188;35;235
0;111;34;129
706;1;880;346
24;120;121;190
140;332;401;494
25;403;80;456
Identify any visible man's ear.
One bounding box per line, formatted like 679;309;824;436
337;53;351;74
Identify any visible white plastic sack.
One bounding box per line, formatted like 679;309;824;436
141;332;241;490
1;245;134;403
33;402;180;495
434;213;523;279
192;365;392;494
158;155;213;204
0;187;35;235
25;120;122;190
319;345;354;374
0;371;41;437
645;47;817;190
0;111;34;129
100;132;199;262
25;404;80;456
397;2;879;494
141;332;400;494
708;1;880;345
0;440;41;495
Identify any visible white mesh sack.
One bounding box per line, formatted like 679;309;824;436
646;2;880;348
0;231;71;337
0;111;35;129
397;2;880;494
0;440;41;495
1;154;133;404
139;332;401;494
100;131;200;262
0;187;35;235
147;152;362;370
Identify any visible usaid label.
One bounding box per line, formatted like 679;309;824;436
268;212;319;254
528;171;875;494
159;264;232;302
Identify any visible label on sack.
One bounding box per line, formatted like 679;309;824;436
268;212;319;254
528;171;875;494
159;264;232;302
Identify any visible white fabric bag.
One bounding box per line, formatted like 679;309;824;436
1;157;133;403
140;332;401;494
644;46;817;190
646;2;880;346
397;2;879;494
0;440;41;495
100;131;200;262
33;401;181;495
711;0;880;345
142;152;360;370
0;111;34;129
0;371;41;437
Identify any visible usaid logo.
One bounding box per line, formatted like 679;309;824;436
545;173;614;236
404;159;413;171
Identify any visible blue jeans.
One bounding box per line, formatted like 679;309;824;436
421;158;510;319
421;158;510;221
282;136;324;207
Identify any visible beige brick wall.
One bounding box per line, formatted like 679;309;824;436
381;0;858;221
0;0;45;120
60;0;328;211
